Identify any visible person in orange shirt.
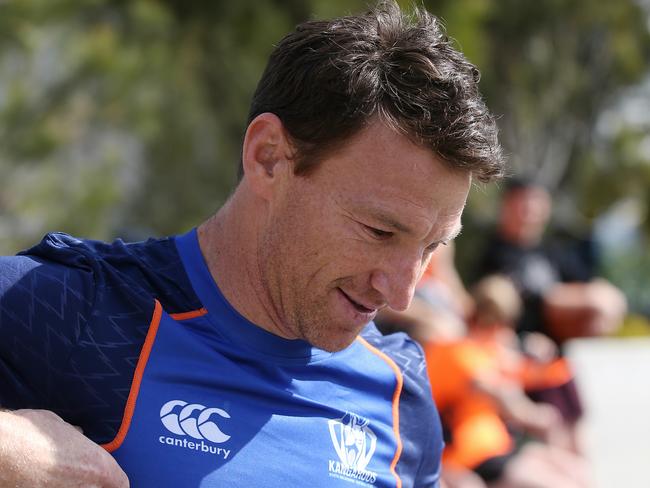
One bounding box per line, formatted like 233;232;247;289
426;275;591;488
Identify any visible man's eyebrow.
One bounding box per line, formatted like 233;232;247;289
365;209;463;242
442;224;463;243
365;209;413;234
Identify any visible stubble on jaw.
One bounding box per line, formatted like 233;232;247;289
262;246;362;352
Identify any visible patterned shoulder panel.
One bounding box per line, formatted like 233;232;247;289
360;324;443;487
21;232;203;314
0;232;202;443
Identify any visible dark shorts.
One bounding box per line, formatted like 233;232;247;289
472;428;526;482
473;452;515;482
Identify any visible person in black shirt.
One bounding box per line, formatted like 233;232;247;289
480;179;626;343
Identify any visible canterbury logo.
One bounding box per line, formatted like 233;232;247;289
160;400;231;443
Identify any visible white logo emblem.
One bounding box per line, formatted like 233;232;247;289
327;413;378;484
160;400;231;443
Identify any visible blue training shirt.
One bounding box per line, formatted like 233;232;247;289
0;229;443;487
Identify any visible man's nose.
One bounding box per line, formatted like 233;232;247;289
370;252;422;312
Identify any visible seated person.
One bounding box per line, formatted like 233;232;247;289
425;275;591;488
479;178;627;343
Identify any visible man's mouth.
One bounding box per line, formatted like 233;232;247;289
338;289;376;314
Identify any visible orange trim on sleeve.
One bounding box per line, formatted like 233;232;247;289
102;299;163;453
170;307;208;321
357;336;404;488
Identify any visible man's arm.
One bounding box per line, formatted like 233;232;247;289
0;409;129;488
0;244;131;487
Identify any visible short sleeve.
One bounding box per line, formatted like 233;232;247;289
1;232;201;443
361;324;444;487
0;249;96;409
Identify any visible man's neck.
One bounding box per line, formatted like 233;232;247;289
196;193;291;339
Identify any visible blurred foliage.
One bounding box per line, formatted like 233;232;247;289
428;0;650;314
0;0;649;311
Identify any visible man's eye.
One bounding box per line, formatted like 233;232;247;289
424;241;446;254
364;225;393;239
424;243;440;254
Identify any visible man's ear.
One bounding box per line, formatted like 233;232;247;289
241;113;293;201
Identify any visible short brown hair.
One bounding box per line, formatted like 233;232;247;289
246;0;505;182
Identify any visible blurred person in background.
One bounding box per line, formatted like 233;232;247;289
426;275;591;488
0;1;505;487
479;178;627;344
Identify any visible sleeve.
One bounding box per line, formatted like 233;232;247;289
407;339;444;488
0;246;96;409
361;325;444;487
0;232;158;443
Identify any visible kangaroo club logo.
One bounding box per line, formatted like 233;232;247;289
328;412;378;484
158;400;232;460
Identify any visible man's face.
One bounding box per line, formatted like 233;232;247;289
500;186;551;245
259;120;471;351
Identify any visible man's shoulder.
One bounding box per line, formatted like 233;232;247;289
15;231;202;314
359;323;436;414
0;232;205;442
360;324;443;485
360;323;429;383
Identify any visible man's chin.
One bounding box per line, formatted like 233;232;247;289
317;339;354;353
306;325;367;352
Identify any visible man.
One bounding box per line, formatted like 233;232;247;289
0;2;504;486
479;179;626;343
